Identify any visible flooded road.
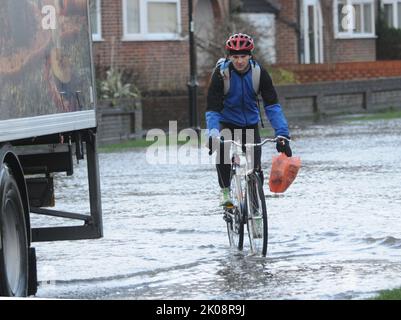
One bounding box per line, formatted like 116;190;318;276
33;117;401;299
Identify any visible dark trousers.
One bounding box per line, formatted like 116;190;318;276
216;122;262;188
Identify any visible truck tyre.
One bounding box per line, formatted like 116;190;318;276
0;164;28;297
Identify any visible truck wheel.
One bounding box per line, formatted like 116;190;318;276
0;164;28;297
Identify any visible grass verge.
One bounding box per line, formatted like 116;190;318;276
346;109;401;121
99;136;194;153
99;128;276;153
99;139;155;153
372;288;401;300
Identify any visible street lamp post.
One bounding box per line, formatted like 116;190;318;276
187;0;199;131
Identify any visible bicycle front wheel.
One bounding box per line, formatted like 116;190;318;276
226;173;244;250
245;173;268;257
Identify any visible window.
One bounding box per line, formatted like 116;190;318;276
334;0;375;38
90;0;102;41
397;2;401;28
123;0;181;41
399;2;401;25
382;0;401;28
384;3;394;27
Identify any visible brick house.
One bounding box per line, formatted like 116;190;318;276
240;0;379;64
241;0;401;63
90;0;229;94
238;0;401;83
91;0;401;91
236;0;279;64
91;0;401;131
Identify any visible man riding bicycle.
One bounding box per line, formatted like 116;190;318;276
205;33;292;207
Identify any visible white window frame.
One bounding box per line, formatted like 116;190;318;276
334;0;376;39
382;0;401;28
302;0;324;63
122;0;182;41
91;0;103;41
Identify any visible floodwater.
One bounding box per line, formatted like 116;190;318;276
33;117;401;300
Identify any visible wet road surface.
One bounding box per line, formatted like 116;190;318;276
33;117;401;299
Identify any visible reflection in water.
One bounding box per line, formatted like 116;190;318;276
34;118;401;299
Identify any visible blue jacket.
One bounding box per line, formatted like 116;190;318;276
206;61;289;137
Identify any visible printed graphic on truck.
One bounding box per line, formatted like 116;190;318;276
0;0;93;120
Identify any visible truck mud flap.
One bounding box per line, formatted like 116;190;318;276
28;247;37;296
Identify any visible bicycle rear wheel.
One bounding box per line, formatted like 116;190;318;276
245;173;268;256
225;173;244;250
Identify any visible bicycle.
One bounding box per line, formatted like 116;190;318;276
215;136;290;257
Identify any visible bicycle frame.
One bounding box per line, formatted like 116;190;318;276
222;136;290;255
224;136;288;179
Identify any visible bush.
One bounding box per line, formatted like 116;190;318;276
97;68;140;106
267;67;299;85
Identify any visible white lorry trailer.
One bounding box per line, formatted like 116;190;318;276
0;0;103;296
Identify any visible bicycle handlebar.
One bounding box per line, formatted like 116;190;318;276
221;135;290;148
208;136;290;155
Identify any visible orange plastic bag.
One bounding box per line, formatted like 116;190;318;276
269;153;301;193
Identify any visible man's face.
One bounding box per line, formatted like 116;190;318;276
229;54;251;72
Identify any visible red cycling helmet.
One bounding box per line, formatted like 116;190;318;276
225;33;254;53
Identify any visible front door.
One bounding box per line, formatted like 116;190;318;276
302;0;324;63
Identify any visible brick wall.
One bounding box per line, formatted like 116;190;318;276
328;38;376;62
275;0;377;64
276;77;401;121
93;0;190;93
142;95;208;130
276;0;299;64
276;60;401;83
320;0;377;63
138;76;401;131
93;0;229;94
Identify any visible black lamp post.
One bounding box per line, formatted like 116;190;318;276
187;0;199;131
